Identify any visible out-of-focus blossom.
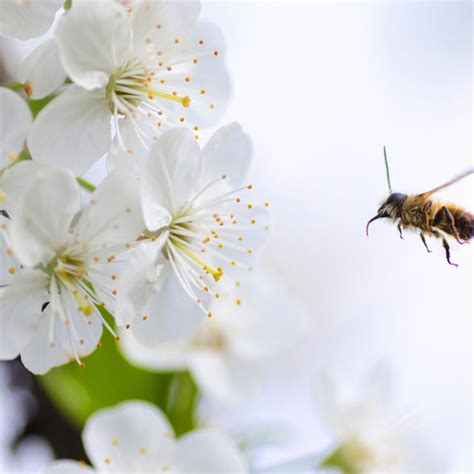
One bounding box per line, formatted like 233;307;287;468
28;0;230;176
0;164;144;374
43;400;248;473
313;365;442;473
121;271;306;404
0;88;32;201
115;124;269;346
0;0;63;40
0;364;53;473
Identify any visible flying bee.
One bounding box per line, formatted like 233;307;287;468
366;147;474;267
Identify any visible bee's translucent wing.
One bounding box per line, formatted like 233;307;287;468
420;168;474;197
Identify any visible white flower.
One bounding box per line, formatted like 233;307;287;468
0;0;63;40
0;87;32;202
121;271;306;404
0;164;144;374
0;88;34;281
115;123;269;346
43;400;248;473
28;0;231;176
314;365;441;473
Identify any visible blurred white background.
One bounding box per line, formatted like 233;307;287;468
199;0;472;470
1;0;472;471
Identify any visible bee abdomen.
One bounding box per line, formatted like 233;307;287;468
432;206;474;241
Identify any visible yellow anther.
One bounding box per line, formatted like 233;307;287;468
105;458;110;464
8;266;16;274
112;439;119;446
236;299;241;305
73;290;93;315
139;447;146;454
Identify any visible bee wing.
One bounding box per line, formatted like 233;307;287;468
419;168;474;197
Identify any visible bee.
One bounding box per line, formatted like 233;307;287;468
366;147;473;266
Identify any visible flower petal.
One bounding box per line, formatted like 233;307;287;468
160;22;231;129
201;123;252;189
130;266;205;346
114;235;168;326
83;401;174;473
119;330;189;372
141;128;201;230
20;298;103;375
173;429;247;473
74;168;144;251
8;164;80;267
0;269;48;360
42;460;96;474
19;39;67;100
189;351;261;405
131;0;201;56
55;0;131;90
0;0;63;40
27;85;112;176
0;87;32;169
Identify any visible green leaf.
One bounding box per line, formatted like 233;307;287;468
39;329;199;435
28;93;57;118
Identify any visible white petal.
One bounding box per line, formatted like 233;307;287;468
0;0;63;40
173;429;247;473
74;168;144;251
114;235;167;326
1;160;55;216
189;352;261;405
130;266;205;346
42;460;96;474
27;85;112;176
55;0;131;90
161;22;231;129
119;330;189;372
8;164;80;267
131;0;201;56
0;87;32;168
0;269;48;360
142;128;201;229
107;117;149;173
201;123;252;189
83;401;174;473
19;39;66;100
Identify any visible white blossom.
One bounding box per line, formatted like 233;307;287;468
121;271;306;404
28;0;231;176
0;164;144;374
115;123;269;346
42;400;248;473
314;365;441;473
0;0;63;40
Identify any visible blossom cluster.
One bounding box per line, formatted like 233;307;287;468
1;0;270;377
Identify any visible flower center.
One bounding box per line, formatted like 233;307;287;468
106;60;190;115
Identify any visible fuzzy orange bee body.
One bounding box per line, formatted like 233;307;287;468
367;148;473;266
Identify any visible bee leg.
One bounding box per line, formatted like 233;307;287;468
440;206;465;245
420;233;431;253
422;200;433;234
442;238;458;267
397;223;404;239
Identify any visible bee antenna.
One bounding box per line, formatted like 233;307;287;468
383;146;393;194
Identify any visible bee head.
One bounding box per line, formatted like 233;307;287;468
366;192;407;236
377;192;407;218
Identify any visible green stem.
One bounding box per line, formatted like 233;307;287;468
165;372;198;436
77;177;96;193
4;82;23;91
